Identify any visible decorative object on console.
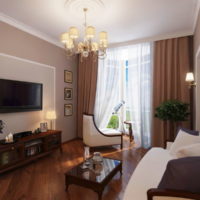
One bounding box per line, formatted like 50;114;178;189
64;88;73;100
13;131;33;139
60;7;108;60
46;111;56;130
185;72;196;88
64;70;73;83
64;104;73;116
40;122;48;132
5;133;13;143
92;152;103;164
83;146;90;166
34;128;41;134
0;120;4;134
0;133;17;145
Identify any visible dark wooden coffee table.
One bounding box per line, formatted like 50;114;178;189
65;157;122;200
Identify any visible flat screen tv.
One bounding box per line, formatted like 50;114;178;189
0;79;43;113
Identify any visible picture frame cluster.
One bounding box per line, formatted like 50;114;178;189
64;70;73;116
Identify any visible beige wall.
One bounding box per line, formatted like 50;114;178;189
0;21;78;142
194;11;200;55
194;10;200;130
0;54;55;139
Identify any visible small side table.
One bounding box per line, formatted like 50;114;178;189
124;121;134;142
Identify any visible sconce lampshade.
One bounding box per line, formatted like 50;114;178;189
185;72;194;82
46;111;56;120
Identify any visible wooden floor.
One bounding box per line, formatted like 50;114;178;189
0;136;147;200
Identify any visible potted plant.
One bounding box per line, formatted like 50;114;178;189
155;100;190;140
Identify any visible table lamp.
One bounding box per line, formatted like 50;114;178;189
46;111;56;130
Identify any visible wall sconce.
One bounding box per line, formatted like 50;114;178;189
185;72;196;88
46;111;56;130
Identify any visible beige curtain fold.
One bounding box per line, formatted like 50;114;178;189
152;36;193;147
77;53;98;138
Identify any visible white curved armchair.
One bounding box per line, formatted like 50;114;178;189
83;114;123;149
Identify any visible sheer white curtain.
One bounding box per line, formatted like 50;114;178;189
94;48;124;129
126;43;153;148
94;43;153;148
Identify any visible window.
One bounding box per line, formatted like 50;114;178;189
95;43;153;148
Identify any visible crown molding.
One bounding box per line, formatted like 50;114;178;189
109;30;193;48
0;8;196;50
0;53;55;69
0;12;63;48
193;0;200;33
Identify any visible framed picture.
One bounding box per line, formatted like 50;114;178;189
64;70;73;83
40;122;48;132
64;88;73;100
64;104;73;116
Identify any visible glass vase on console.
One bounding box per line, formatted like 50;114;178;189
84;146;90;166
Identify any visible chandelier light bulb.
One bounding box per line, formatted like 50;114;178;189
91;42;99;51
82;51;89;57
66;38;74;49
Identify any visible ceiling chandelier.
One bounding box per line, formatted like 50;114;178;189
60;8;108;60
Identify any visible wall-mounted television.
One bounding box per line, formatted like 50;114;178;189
0;79;43;113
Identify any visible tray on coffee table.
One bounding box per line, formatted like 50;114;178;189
65;157;122;200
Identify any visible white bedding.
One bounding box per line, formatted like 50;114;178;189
123;148;174;200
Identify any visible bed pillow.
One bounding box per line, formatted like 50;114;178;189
176;143;200;158
177;127;199;136
169;129;200;155
158;157;200;194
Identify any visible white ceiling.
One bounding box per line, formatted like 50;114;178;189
0;0;199;47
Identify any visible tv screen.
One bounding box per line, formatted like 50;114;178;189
0;79;43;113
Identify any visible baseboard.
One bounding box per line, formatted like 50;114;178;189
62;137;81;144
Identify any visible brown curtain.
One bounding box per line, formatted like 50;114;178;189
152;36;193;147
77;53;98;138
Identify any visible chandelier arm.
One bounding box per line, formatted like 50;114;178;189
60;7;107;61
83;8;88;28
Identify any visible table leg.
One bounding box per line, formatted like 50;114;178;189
97;191;102;200
120;166;123;176
60;146;63;153
65;176;70;191
129;124;134;142
65;184;69;191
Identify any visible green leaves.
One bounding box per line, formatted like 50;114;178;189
155;100;190;122
107;115;119;129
